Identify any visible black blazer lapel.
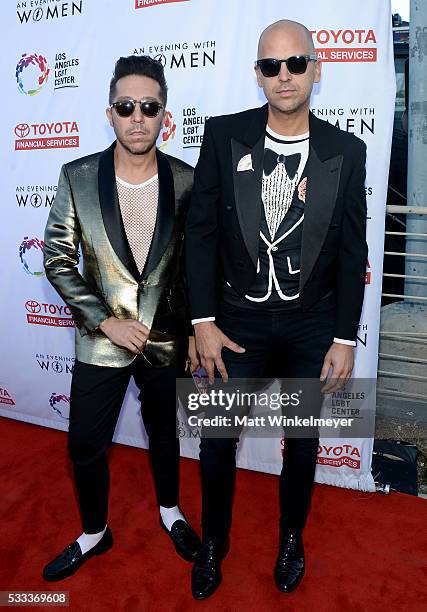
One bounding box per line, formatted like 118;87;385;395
299;145;343;290
98;142;140;280
141;148;175;279
231;136;264;268
231;104;268;268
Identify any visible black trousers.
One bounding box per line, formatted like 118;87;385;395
68;355;183;534
200;298;335;541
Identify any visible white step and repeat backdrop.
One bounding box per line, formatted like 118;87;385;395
0;0;395;491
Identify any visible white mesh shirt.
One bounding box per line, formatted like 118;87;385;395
116;174;159;274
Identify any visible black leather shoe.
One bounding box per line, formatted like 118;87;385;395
42;527;113;582
192;538;229;600
274;528;305;593
160;518;202;562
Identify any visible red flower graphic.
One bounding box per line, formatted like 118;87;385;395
298;177;307;203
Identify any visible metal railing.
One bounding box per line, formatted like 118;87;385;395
377;205;427;403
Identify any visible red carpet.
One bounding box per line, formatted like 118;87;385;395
1;416;426;612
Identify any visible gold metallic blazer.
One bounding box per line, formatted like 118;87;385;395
44;142;193;368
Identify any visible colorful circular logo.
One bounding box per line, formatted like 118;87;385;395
19;237;45;277
159;111;176;150
49;393;70;420
16;52;50;96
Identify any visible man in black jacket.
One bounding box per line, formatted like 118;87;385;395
186;20;367;598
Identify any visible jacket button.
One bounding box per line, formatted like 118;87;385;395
226;205;233;211
237;260;245;268
233;233;239;240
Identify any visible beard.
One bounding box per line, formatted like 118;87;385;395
116;134;157;156
268;87;312;116
273;96;310;116
114;121;162;156
111;111;164;156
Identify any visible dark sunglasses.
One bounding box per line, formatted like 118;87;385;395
111;99;164;118
255;55;317;77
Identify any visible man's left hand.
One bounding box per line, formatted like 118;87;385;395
320;343;354;394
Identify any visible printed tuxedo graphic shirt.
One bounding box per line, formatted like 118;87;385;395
223;126;309;311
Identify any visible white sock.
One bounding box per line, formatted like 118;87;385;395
160;506;186;531
76;525;107;555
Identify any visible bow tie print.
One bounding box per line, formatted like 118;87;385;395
263;149;301;179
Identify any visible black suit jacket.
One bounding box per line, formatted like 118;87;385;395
185;105;368;341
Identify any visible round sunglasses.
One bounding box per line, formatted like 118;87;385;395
111;99;164;118
256;55;317;77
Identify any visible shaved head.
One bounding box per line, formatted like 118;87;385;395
258;19;315;59
254;19;321;126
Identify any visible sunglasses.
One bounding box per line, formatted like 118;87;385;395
256;55;317;77
111;99;164;118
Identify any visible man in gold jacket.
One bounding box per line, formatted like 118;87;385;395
42;55;201;582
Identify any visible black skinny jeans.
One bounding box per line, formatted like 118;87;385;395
68;356;183;533
200;298;335;541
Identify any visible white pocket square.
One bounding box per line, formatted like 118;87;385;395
237;154;254;172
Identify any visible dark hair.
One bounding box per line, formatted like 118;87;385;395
109;55;168;106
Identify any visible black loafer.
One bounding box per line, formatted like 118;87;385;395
192;538;229;600
160;518;202;562
42;527;113;582
274;528;305;593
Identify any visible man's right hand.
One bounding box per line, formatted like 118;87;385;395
194;321;245;383
99;317;150;355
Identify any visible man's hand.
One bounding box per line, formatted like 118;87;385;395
320;343;354;394
187;336;201;372
194;321;245;383
99;317;150;355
